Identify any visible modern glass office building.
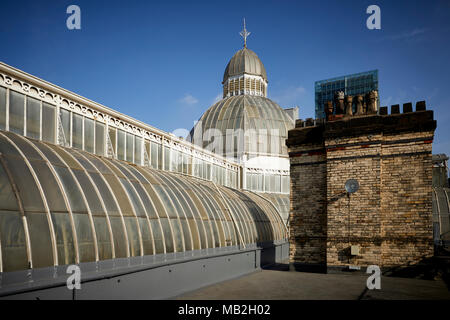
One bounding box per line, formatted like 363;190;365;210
314;70;379;119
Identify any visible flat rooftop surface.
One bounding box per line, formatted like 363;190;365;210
177;264;450;300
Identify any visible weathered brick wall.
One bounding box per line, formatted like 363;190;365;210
325;135;383;267
288;140;327;265
380;131;434;266
287;105;436;269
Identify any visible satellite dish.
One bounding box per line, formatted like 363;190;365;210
345;179;359;193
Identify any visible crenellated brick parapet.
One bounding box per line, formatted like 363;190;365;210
287;101;437;270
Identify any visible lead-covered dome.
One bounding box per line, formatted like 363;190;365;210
223;48;268;84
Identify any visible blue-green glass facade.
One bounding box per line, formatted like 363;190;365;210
315;70;379;119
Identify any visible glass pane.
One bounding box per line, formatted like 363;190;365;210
142;184;166;219
111;159;135;180
72;113;83;149
150;141;158;169
161;176;193;218
29;160;67;212
125;164;147;185
81;151;110;173
281;175;289;193
204;220;214;248
47;144;82;169
0;160;19;211
152;184;178;218
26;96;40;140
210;220;220;247
53;166;88;213
138;217;153;255
124;216;141;257
258;174;263;192
84;118;94;153
194;159;200;177
117;129;125;160
180;219;192;251
120;178;145;217
150;219;164;254
0;87;6;130
103;158;125;178
109;216;127;258
155;178;186;222
2;154;45;212
0;210;28;272
108;127;116;157
193;159;198;177
164;147;170;170
171;150;178;173
42;103;56;143
88;172;120;215
157;143;162;170
9;90;24;135
228;220;237;245
159;218;174;253
268;174;274;192
178;152;182;173
95;122;105;156
144;141;150;166
183;154;188;174
69;149;96;172
206;163;211;180
72;213;95;262
131;181;158;218
171;219;184;252
188;219;200;250
50;212;76;265
126;132;133;163
72;169;104;215
197;220;207;249
60;108;71;147
103;174;134;216
134;136;142;165
3;131;42;160
275;175;281;192
27;212;53;268
93;215;112;260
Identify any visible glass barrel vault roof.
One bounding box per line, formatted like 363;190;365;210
0;130;287;273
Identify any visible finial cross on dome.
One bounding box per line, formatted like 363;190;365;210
239;18;251;48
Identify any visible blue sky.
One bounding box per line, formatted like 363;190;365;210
1;0;450;154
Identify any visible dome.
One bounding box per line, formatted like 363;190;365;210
191;95;294;159
223;48;268;84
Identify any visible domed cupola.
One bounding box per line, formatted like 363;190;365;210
190;19;294;162
222;20;268;98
